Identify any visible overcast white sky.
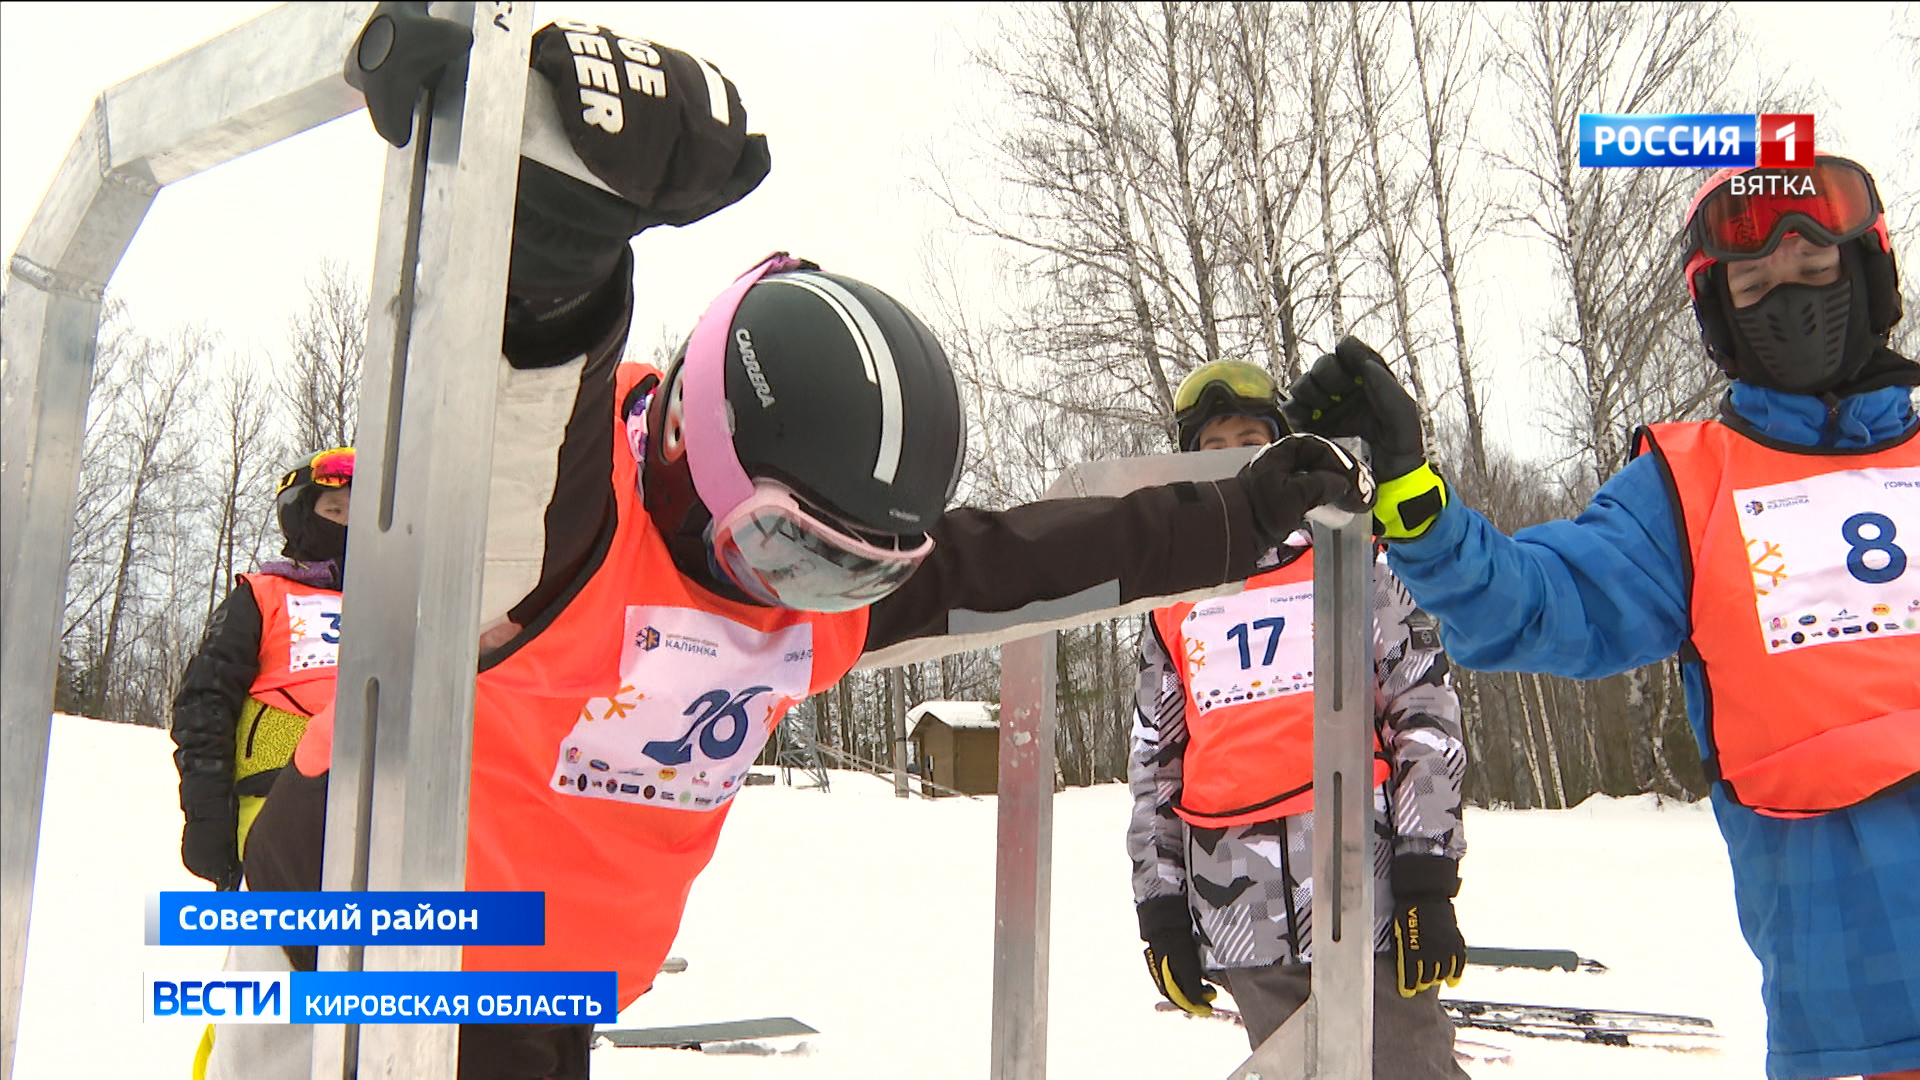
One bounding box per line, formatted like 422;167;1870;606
3;2;1914;461
1;2;988;360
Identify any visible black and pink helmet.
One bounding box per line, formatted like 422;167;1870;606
649;254;965;611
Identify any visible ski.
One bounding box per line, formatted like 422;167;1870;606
1155;1000;1245;1024
1453;1037;1513;1064
1151;1002;1509;1063
1466;946;1607;973
596;1016;818;1049
1443;999;1716;1047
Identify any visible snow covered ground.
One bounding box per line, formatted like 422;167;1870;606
16;714;1770;1079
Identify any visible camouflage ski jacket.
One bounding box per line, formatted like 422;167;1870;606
1126;544;1467;971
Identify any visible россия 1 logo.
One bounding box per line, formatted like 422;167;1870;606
1580;113;1813;168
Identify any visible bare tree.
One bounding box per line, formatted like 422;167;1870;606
920;237;1022;507
1134;2;1232;369
1491;1;1753;488
63;304;135;623
1347;0;1439;443
1404;0;1494;488
63;325;205;720
936;2;1288;448
129;492;220;727
202;364;282;621
1213;3;1321;380
281;259;366;453
910;0;1754;808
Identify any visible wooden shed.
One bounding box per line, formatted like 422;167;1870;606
906;701;1000;796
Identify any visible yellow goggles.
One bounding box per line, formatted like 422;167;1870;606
1173;361;1279;415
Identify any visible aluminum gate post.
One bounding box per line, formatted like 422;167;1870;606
2;22;1383;1063
890;667;912;797
0;8;373;1078
962;450;1263;1080
990;631;1058;1080
309;5;530;1079
1228;502;1377;1080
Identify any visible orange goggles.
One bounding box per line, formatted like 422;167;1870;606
276;447;355;500
1690;156;1882;262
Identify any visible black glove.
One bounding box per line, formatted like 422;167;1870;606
1137;895;1217;1017
1235;433;1376;549
1390;854;1466;998
530;22;769;230
1283;337;1448;540
182;810;241;892
509;23;770;356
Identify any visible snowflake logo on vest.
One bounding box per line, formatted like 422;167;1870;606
1746;539;1788;595
1182;637;1208;673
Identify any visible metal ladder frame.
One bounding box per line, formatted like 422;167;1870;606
2;4;530;1078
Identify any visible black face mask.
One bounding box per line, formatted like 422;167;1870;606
1720;245;1878;396
281;505;348;564
1729;278;1853;392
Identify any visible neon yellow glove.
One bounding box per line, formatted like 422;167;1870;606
1284;337;1449;540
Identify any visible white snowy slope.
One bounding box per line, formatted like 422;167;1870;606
16;715;1767;1079
15;716;227;1078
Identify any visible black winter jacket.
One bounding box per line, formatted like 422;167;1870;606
170;583;265;823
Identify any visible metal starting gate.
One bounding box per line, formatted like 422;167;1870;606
0;5;1378;1079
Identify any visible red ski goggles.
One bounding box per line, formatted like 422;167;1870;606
275;446;355;503
1688;156;1884;264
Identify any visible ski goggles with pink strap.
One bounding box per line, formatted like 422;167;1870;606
682;254;934;612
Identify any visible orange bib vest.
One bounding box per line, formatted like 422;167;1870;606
238;573;341;719
1150;551;1389;827
1634;419;1920;817
294;364;869;1009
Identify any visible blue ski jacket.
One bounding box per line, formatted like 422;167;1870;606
1388;382;1920;1080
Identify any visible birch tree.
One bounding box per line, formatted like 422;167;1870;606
281;259;366;454
1492;1;1748;487
1348;0;1438;446
1404;0;1493;489
1213;2;1321;380
201;364;281;621
63;326;205;720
